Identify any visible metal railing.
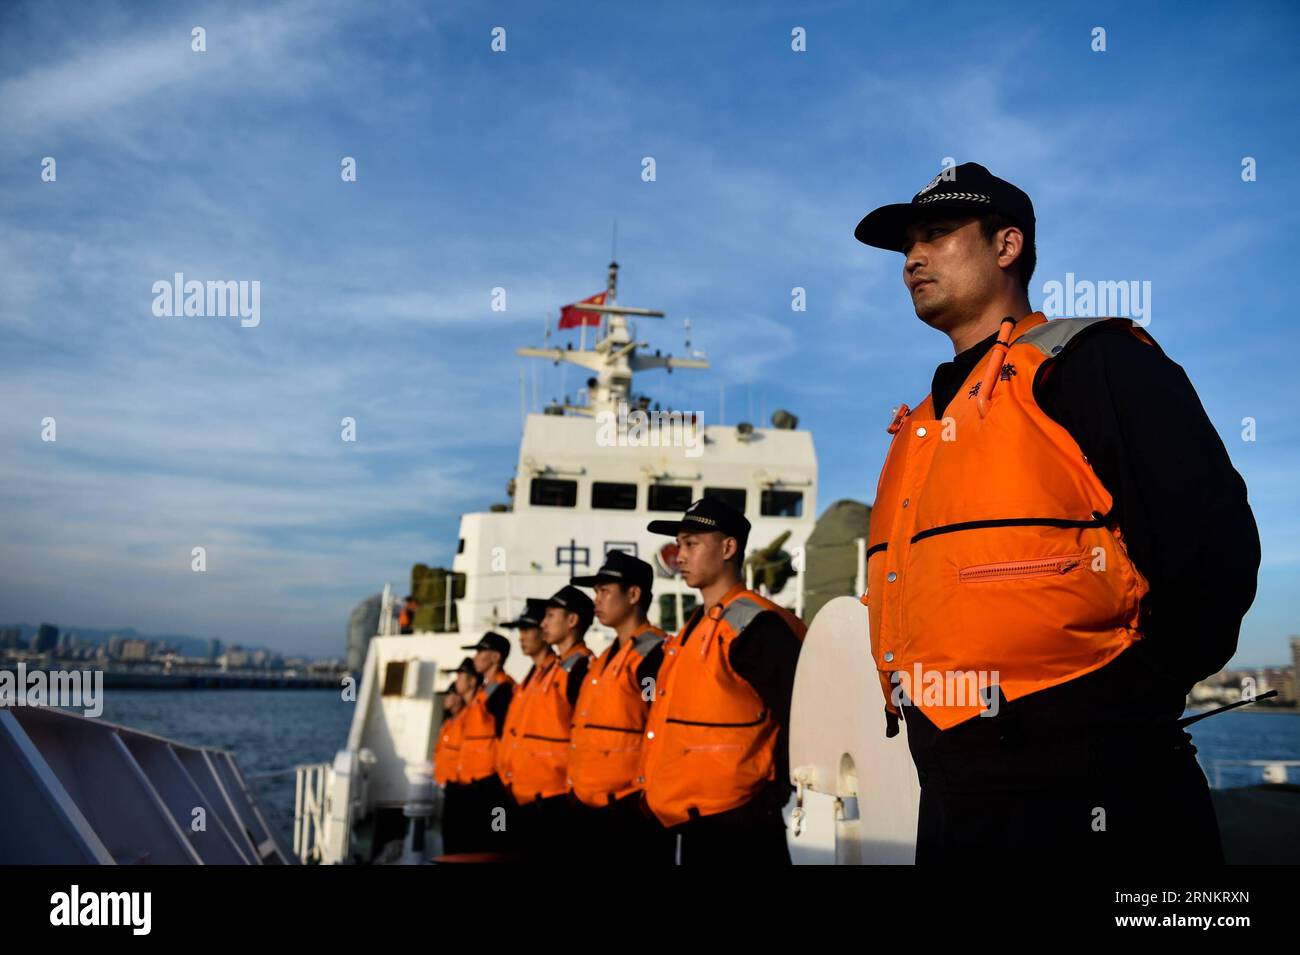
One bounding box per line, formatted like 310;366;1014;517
1212;759;1300;788
293;762;330;864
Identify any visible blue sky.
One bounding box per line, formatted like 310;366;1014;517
1;0;1296;663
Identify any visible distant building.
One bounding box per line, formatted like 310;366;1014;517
1191;658;1298;707
0;627;22;650
1289;636;1299;702
119;639;149;662
207;638;223;661
219;646;250;670
33;623;59;653
106;634;124;659
346;594;382;675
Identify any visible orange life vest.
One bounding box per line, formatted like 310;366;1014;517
495;658;548;786
508;643;594;805
399;605;414;629
866;312;1154;731
433;707;464;786
639;584;807;827
458;670;515;782
568;622;666;808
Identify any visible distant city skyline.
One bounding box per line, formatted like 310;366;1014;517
0;620;337;663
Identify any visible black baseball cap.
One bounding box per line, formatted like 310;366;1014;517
854;162;1035;253
571;550;654;596
439;657;479;684
461;631;510;660
545;585;595;632
501;597;549;630
647;496;750;552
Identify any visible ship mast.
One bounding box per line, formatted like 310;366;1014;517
517;262;708;417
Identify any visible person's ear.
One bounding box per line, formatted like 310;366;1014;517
626;584;642;608
996;225;1024;272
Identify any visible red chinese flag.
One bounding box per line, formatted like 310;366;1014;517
558;291;606;329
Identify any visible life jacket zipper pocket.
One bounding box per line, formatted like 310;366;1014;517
581;723;640;733
959;552;1089;582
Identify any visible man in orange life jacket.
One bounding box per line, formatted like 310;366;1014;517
433;657;478;855
640;497;805;865
399;595;418;634
456;631;515;853
853;162;1260;863
495;597;554;856
508;585;594;857
567;550;674;864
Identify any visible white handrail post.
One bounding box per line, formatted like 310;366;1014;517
795;555;805;619
293;766;303;859
379;583;393;637
445;570;453;632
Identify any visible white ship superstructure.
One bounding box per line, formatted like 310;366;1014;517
305;263;822;864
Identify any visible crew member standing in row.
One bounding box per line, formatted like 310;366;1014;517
433;658;477;855
567;551;673;864
455;632;515;854
640;497;805;865
496;597;554;856
508;586;594;858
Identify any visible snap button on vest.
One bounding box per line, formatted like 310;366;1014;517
887;571;897;582
916;426;927;437
884;651;894;662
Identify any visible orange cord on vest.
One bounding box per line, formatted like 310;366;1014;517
975;316;1018;419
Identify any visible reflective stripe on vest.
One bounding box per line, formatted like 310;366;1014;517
640;585;806;827
510;643;593;804
569;623;666;807
866;312;1153;731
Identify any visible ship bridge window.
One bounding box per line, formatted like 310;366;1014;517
381;661;408;697
704;487;746;514
530;478;577;507
761;489;803;518
648;484;693;512
592;481;638;510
